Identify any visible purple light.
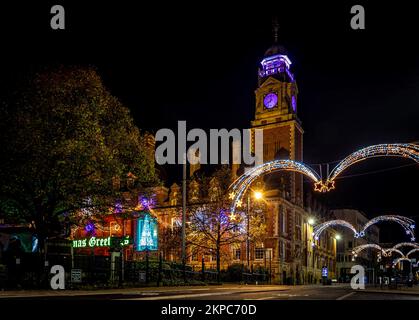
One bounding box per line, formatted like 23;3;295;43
114;200;123;214
138;195;156;210
259;54;294;80
85;222;95;233
264;93;278;109
292;95;297;112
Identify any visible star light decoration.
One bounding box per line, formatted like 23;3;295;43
228;143;418;210
326;143;419;187
312;215;416;245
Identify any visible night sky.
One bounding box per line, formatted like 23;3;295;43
1;2;418;241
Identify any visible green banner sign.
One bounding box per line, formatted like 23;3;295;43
72;236;131;248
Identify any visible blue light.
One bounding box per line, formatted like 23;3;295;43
135;212;158;251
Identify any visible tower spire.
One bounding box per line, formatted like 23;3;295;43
272;17;279;43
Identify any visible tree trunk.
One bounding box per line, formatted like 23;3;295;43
216;245;221;283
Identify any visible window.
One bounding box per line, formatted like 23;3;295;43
281;209;287;234
280;241;285;262
348;241;353;249
233;249;241;260
255;248;265;260
191;251;198;262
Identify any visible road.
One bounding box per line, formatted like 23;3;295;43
1;284;419;300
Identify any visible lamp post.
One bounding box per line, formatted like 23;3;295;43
308;217;315;283
246;191;263;270
246;195;250;269
182;153;187;282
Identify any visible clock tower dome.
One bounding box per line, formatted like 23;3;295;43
251;33;304;205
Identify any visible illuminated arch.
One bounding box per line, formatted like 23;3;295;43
406;248;419;258
312;220;358;241
328;143;419;182
352;244;383;256
393;257;411;267
383;248;405;258
359;215;416;241
229;160;321;213
393;242;419;250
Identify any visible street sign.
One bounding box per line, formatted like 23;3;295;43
322;266;328;277
139;272;146;282
71;269;82;283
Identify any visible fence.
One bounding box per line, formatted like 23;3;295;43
0;252;271;289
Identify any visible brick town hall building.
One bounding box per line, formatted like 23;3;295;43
149;39;336;284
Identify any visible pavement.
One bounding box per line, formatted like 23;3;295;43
1;283;419;300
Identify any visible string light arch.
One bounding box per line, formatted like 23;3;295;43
229;160;321;214
320;143;419;192
312;215;416;243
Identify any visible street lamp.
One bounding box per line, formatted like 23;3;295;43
254;191;263;200
335;234;341;240
308;218;315;226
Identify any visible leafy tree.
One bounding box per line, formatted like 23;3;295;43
0;66;158;251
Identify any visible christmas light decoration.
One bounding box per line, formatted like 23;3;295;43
229;160;320;213
313;220;358;240
84;222;95;233
393;257;411;267
406;248;419;258
135;212;158;251
327;143;419;183
393;242;419;250
230;143;418;200
359;215;416;241
352;242;419;262
312;215;416;243
114;200;123;214
383;248;405;257
137;195;156;211
351;244;383;256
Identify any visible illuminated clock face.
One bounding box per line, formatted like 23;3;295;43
263;93;278;109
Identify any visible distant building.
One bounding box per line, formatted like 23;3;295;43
331;209;379;282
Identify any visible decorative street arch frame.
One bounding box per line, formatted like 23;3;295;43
229;159;321;214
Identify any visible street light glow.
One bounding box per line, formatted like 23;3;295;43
254;191;263;200
308;218;315;225
335;234;341;240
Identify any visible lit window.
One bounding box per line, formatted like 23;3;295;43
255;248;265;260
233;249;241;260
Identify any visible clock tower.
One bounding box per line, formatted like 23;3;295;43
251;37;304;205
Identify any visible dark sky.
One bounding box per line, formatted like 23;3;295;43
1;2;418;241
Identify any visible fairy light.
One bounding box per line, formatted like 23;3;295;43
352;244;383;256
229;160;320;213
328;143;419;182
229;143;418;203
393;242;419;250
312;215;416;243
406;248;419;258
352;242;419;262
393;257;411;267
383;248;405;257
359;215;415;241
313;220;358;241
